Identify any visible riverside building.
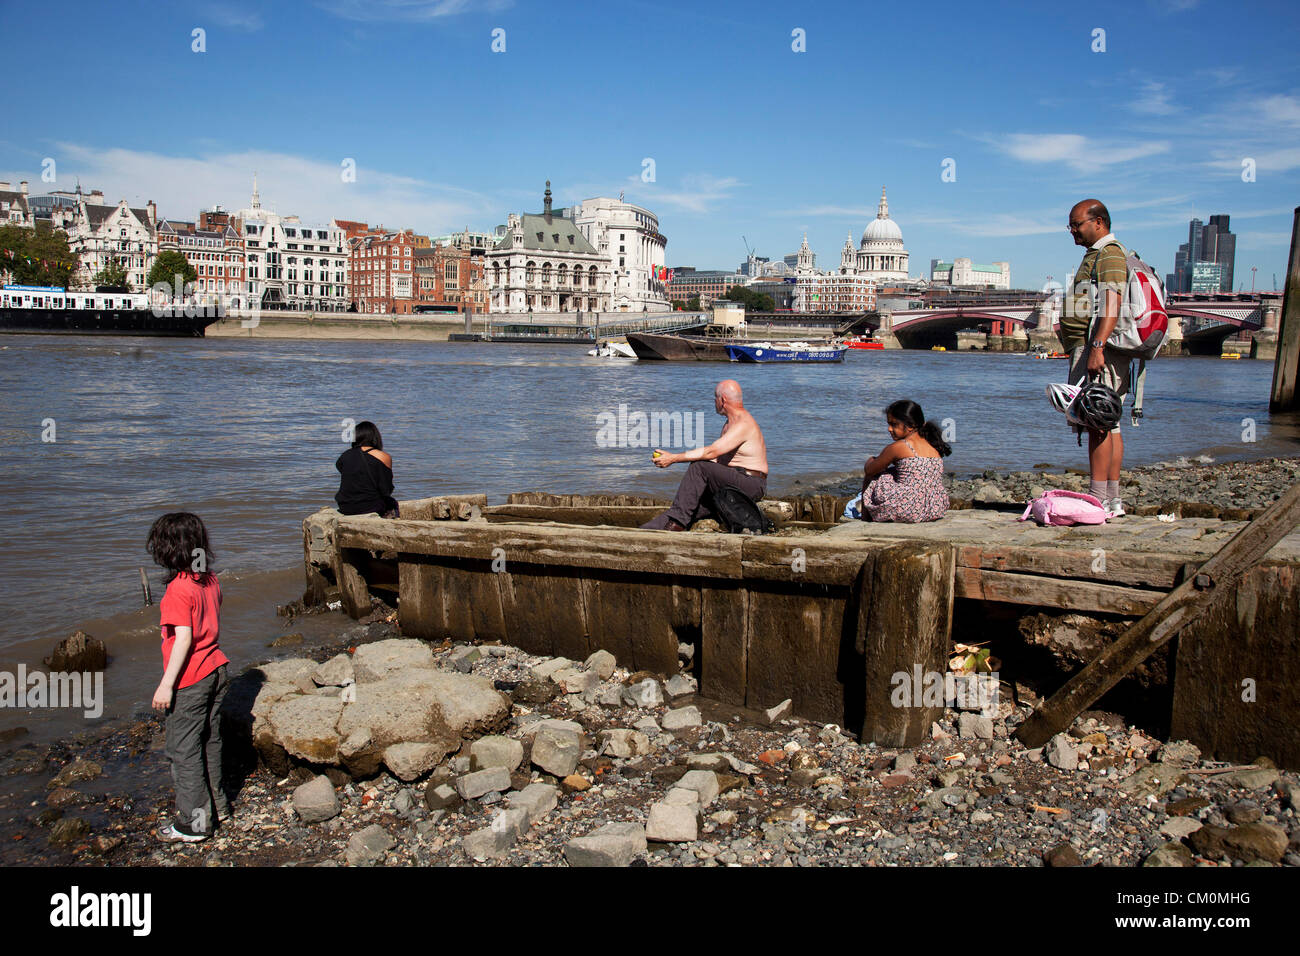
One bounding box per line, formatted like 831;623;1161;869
50;187;158;292
929;257;1010;289
487;183;609;314
562;196;669;311
235;178;350;312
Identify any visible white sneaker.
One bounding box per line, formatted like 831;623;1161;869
1104;497;1126;518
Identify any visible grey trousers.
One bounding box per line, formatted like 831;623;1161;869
165;664;230;833
642;460;767;529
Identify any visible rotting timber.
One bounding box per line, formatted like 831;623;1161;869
302;489;1300;769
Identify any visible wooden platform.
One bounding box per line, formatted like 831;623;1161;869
303;494;1300;767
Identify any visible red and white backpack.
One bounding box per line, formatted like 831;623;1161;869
1090;240;1168;424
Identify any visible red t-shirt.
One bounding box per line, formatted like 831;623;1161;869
159;572;229;689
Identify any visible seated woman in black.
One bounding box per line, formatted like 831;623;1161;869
335;421;399;518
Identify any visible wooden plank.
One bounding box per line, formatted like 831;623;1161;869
859;543;955;748
958;544;1187;589
397;557;442;640
1171;562;1300;769
581;575;679;674
506;491;669;507
483;505;663;527
1017;481;1300;749
336;547;371;620
744;585;853;728
335;518;744;578
741;537;874;586
496;567;589;661
700;585;749;707
439;565;476;640
1269;205;1300;411
400;494;488;520
955;567;1163;615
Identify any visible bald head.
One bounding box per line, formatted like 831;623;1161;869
715;380;742;405
1071;199;1110;231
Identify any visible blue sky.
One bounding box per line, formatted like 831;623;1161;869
3;0;1298;290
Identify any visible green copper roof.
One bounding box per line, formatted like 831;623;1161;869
492;214;598;255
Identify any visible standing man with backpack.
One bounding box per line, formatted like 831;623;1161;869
1063;199;1131;517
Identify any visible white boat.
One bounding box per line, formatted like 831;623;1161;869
587;341;636;358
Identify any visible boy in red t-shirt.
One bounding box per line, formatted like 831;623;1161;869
147;512;231;843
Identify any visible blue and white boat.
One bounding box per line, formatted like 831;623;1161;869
724;341;847;363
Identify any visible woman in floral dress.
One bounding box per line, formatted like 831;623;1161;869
859;399;951;523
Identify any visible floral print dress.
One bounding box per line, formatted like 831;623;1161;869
862;442;949;523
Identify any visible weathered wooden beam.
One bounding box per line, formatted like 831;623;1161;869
506;491;669;507
1269;205;1300;412
336;518;745;578
400;494;488;520
700;585;749;707
1017;481;1300;748
859;542;955;747
1171;561;1300;769
954;567;1163;615
740;537;873;586
336;547;371;619
957;545;1187;589
483;504;664;527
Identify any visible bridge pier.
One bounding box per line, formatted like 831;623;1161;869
1161;315;1185;356
876;310;903;349
955;331;986;350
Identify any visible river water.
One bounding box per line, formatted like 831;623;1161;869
1;336;1296;744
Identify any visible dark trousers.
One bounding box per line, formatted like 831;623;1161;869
165;664;229;833
642;461;767;529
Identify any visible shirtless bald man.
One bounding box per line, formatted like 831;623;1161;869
640;379;769;531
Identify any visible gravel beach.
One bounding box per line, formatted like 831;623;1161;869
3;606;1296;869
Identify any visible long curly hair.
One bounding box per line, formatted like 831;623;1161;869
146;512;216;584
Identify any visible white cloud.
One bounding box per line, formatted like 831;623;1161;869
992;133;1170;173
1155;0;1200;12
1255;94;1300;126
1237;231;1294;248
631;174;742;213
200;3;264;31
41;143;497;235
1207;146;1300;174
1131;81;1176;115
315;0;511;21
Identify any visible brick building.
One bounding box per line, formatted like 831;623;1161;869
348;228;431;314
412;242;485;314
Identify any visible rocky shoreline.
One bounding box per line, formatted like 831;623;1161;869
811;455;1300;519
3;602;1296;868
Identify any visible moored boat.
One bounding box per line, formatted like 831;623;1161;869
725;342;847;363
1;284;218;337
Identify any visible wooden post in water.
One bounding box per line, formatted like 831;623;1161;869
1269;205;1300;411
139;567;152;606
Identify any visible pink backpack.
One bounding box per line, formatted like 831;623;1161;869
1019;490;1109;526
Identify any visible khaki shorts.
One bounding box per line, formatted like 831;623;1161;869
1067;343;1130;434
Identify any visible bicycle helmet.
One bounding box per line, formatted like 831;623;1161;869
1046;382;1081;415
1073;381;1123;432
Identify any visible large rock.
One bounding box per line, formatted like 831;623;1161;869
958;713;994;740
252;658;319;694
1046;733;1078;770
598;729;653;759
532;728;582;777
455;767;512;800
530;658;575;682
351;639;436;683
584;650;617;680
346;824;395;866
564;822;647;867
1218;766;1281;791
399;670;511;738
312;653;355;688
674;770;720;807
470;736;524;772
293;775;339;823
335;674;453;752
383;742;447;781
266;695;344;764
623;679;663;708
662;706;702;731
1143;841;1194;867
48;759;102;789
553;667;599;696
647;802;699;843
507;783;558;825
1190;823;1288;863
45;631;107;672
